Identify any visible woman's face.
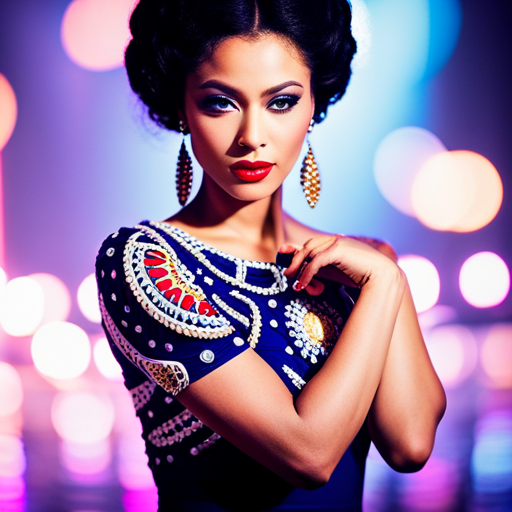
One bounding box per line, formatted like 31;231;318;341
182;33;315;202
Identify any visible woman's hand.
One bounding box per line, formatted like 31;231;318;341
280;234;400;291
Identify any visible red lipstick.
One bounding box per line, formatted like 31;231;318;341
229;160;274;182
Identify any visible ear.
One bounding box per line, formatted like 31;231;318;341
177;108;187;125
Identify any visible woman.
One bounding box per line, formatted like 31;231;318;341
95;1;446;510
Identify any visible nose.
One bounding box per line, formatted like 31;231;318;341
237;109;267;150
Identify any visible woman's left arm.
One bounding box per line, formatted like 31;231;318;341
365;242;446;472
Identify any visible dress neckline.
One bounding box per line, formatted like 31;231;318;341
147;220;281;269
139;220;288;295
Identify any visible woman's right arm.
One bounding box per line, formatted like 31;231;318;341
178;235;406;489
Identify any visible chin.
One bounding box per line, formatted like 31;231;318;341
224;182;281;203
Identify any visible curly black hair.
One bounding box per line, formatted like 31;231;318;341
125;0;357;132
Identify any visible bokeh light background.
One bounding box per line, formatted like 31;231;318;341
0;0;511;510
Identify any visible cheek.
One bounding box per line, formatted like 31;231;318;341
189;118;233;166
273;117;310;165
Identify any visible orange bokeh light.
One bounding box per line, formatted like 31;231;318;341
374;127;447;216
411;151;503;232
481;324;512;388
0;74;17;151
61;0;138;72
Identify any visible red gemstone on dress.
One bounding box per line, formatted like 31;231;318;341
148;268;168;278
156;279;173;292
181;295;195;311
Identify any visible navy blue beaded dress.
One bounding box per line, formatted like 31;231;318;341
96;220;370;512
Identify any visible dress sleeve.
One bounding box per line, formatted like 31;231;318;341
95;227;250;396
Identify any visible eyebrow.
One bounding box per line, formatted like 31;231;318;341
198;80;304;97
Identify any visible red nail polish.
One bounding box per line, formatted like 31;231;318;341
293;280;305;292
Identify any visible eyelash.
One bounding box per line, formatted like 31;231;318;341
201;94;300;114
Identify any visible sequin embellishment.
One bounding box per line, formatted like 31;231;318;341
190;433;221;456
148;409;203;448
130;380;157;411
123;229;234;339
100;294;189;395
200;350;215;363
282;365;307;390
284;298;343;364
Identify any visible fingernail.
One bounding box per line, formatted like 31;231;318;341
293;280;305;292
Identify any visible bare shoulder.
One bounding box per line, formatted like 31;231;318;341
283;214;330;244
284;214;398;263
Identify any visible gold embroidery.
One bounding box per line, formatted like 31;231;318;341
123;229;234;339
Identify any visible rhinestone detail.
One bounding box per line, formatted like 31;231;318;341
148;221;287;295
200;350;215;364
282;365;307;390
100;294;189;395
148;409;203;448
129;380;157;411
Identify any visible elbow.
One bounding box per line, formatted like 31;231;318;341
386;436;434;473
287;454;337;490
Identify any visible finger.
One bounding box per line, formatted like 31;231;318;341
295;249;335;289
284;237;333;277
278;243;300;254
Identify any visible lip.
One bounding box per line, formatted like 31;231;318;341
229;160;275;182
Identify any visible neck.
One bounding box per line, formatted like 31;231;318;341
173;173;287;253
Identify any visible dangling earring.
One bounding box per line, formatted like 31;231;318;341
176;119;193;206
300;119;321;208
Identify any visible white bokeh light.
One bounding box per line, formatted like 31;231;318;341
77;273;102;323
0;266;7;291
398;255;441;313
60;439;112;476
0;277;44;336
29;273;72;324
31;321;91;380
0;362;23;416
94;337;123;382
460;252;510;308
51;391;115;445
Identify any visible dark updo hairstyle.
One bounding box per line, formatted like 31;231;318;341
125;0;357;132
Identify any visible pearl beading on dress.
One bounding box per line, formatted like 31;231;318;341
212;293;251;328
148;221;288;295
124;230;234;339
282;365;307;390
230;290;262;349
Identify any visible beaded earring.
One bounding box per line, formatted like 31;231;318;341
176;119;193;206
300;119;321;208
